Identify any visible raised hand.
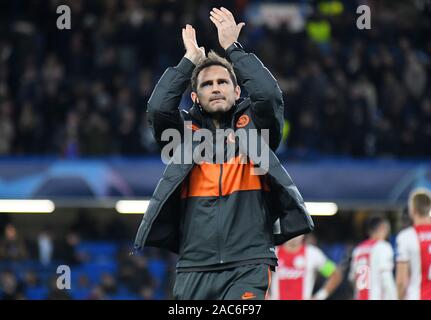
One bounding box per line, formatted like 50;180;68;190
182;24;206;65
209;7;245;50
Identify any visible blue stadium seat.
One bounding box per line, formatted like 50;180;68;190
76;241;119;263
109;292;140;300
322;244;347;264
78;261;118;284
148;259;167;285
70;288;91;300
25;286;49;300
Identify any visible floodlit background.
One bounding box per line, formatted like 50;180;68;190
0;0;430;299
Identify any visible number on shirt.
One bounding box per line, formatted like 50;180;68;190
356;258;370;290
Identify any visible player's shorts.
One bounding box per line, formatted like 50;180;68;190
173;264;272;300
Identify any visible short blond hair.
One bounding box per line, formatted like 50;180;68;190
409;188;431;217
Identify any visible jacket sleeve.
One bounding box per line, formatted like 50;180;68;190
147;57;195;149
226;48;285;151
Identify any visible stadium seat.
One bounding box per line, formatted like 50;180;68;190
76;241;119;263
70;288;91;300
25;286;49;300
78;261;118;284
148;259;167;284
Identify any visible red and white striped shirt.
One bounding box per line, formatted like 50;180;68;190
271;244;329;300
396;225;431;300
350;239;396;300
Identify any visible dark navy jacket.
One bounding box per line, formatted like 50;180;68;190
134;47;314;270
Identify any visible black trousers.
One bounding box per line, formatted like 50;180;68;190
173;264;272;300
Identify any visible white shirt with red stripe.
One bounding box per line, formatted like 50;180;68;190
271;244;328;300
350;239;396;300
396;224;431;300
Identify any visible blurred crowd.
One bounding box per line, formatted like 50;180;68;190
0;0;430;158
0;215;395;300
0;221;176;300
0;217;354;300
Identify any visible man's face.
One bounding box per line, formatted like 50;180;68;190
192;65;240;114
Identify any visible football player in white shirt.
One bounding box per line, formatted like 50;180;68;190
349;217;397;300
396;188;431;300
270;235;343;300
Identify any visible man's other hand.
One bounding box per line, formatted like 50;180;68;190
182;24;206;65
210;7;245;50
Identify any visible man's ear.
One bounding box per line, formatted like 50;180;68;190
235;85;241;100
191;91;199;104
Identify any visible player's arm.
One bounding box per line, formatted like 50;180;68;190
396;261;410;300
379;243;397;300
210;7;284;151
147;25;205;149
395;233;410;300
347;254;356;285
313;260;343;300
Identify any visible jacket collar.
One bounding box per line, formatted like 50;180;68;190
233;97;251;115
188;98;251;130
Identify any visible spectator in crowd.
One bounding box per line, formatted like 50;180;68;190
22;271;41;290
0;271;25;300
55;231;87;266
118;253;155;294
87;286;107;300
100;273;118;296
0;224;28;261
0;0;429;158
37;228;54;266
